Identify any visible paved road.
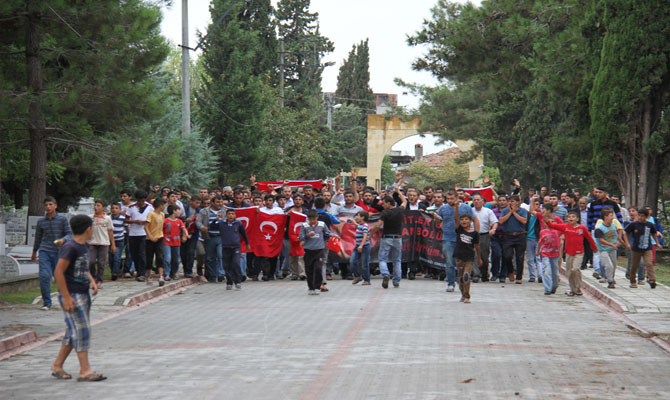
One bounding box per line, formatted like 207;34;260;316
1;278;669;399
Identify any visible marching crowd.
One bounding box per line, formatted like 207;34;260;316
33;173;664;307
32;173;664;381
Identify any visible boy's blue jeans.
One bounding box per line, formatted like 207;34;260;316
541;256;559;293
38;250;59;307
109;239;126;276
350;243;371;282
163;245;181;277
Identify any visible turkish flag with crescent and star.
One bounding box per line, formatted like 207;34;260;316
288;211;306;257
253;211;287;257
226;206;259;253
462;185;495;202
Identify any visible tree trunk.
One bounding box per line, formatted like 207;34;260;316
636;98;652;207
26;0;46;216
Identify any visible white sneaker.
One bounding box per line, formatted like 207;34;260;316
235;283;241;290
446;285;455;292
40;305;51;311
158;277;165;287
314;289;320;295
308;290;314;295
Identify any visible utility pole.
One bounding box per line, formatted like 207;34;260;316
181;0;190;137
325;93;333;130
279;39;285;108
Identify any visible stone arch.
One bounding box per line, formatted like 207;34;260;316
363;114;483;190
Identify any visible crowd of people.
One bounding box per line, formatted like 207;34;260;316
32;173;665;307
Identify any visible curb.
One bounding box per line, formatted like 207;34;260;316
0;331;38;354
120;276;207;307
558;264;628;313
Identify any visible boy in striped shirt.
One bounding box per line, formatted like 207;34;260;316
109;203;127;281
351;211;371;285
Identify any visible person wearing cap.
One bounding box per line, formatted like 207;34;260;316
586;186;623;280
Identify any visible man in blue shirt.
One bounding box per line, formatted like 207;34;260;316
433;190;479;292
31;196;72;310
499;195;528;284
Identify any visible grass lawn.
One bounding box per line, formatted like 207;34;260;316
0;288;42;304
654;252;670;286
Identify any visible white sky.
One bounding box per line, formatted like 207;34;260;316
160;0;480;156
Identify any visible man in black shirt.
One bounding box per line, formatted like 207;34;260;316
370;189;407;289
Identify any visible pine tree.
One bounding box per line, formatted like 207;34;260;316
588;0;670;210
335;39;374;110
195;0;278;185
0;0;170;213
276;0;334;109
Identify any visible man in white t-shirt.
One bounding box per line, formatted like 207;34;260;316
471;193;499;282
125;190;154;282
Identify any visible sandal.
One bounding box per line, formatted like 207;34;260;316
51;370;72;380
575;291;583;296
565;291;575;297
77;372;107;382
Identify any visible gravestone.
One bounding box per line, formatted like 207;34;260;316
26;216;41;249
0;212;27;246
0;255;21;281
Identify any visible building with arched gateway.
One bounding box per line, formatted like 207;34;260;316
357;115;484;190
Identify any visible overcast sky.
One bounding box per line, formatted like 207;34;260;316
160;0;481;155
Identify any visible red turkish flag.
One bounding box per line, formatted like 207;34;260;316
288;211;306;256
256;180;324;192
226;206;258;253
252;211;287;257
462;186;495;202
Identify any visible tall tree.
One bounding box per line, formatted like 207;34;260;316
335;39;375;110
0;0;170;213
587;0;670;210
276;0;334;109
406;0;592;191
196;0;278;185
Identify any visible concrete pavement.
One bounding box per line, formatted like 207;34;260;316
1;276;669;399
0;276;203;346
578;263;670;350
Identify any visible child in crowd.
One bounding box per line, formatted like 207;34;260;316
146;198;166;286
299;209;333;295
542;211;598;296
163;205;189;281
51;215;106;382
624;207;646;284
624;208;661;289
454;205;482;303
89;199;115;288
594;207;621;289
218;209;250;290
536;206;562;295
109;203;127;281
526;199;542;283
351;211;371;285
